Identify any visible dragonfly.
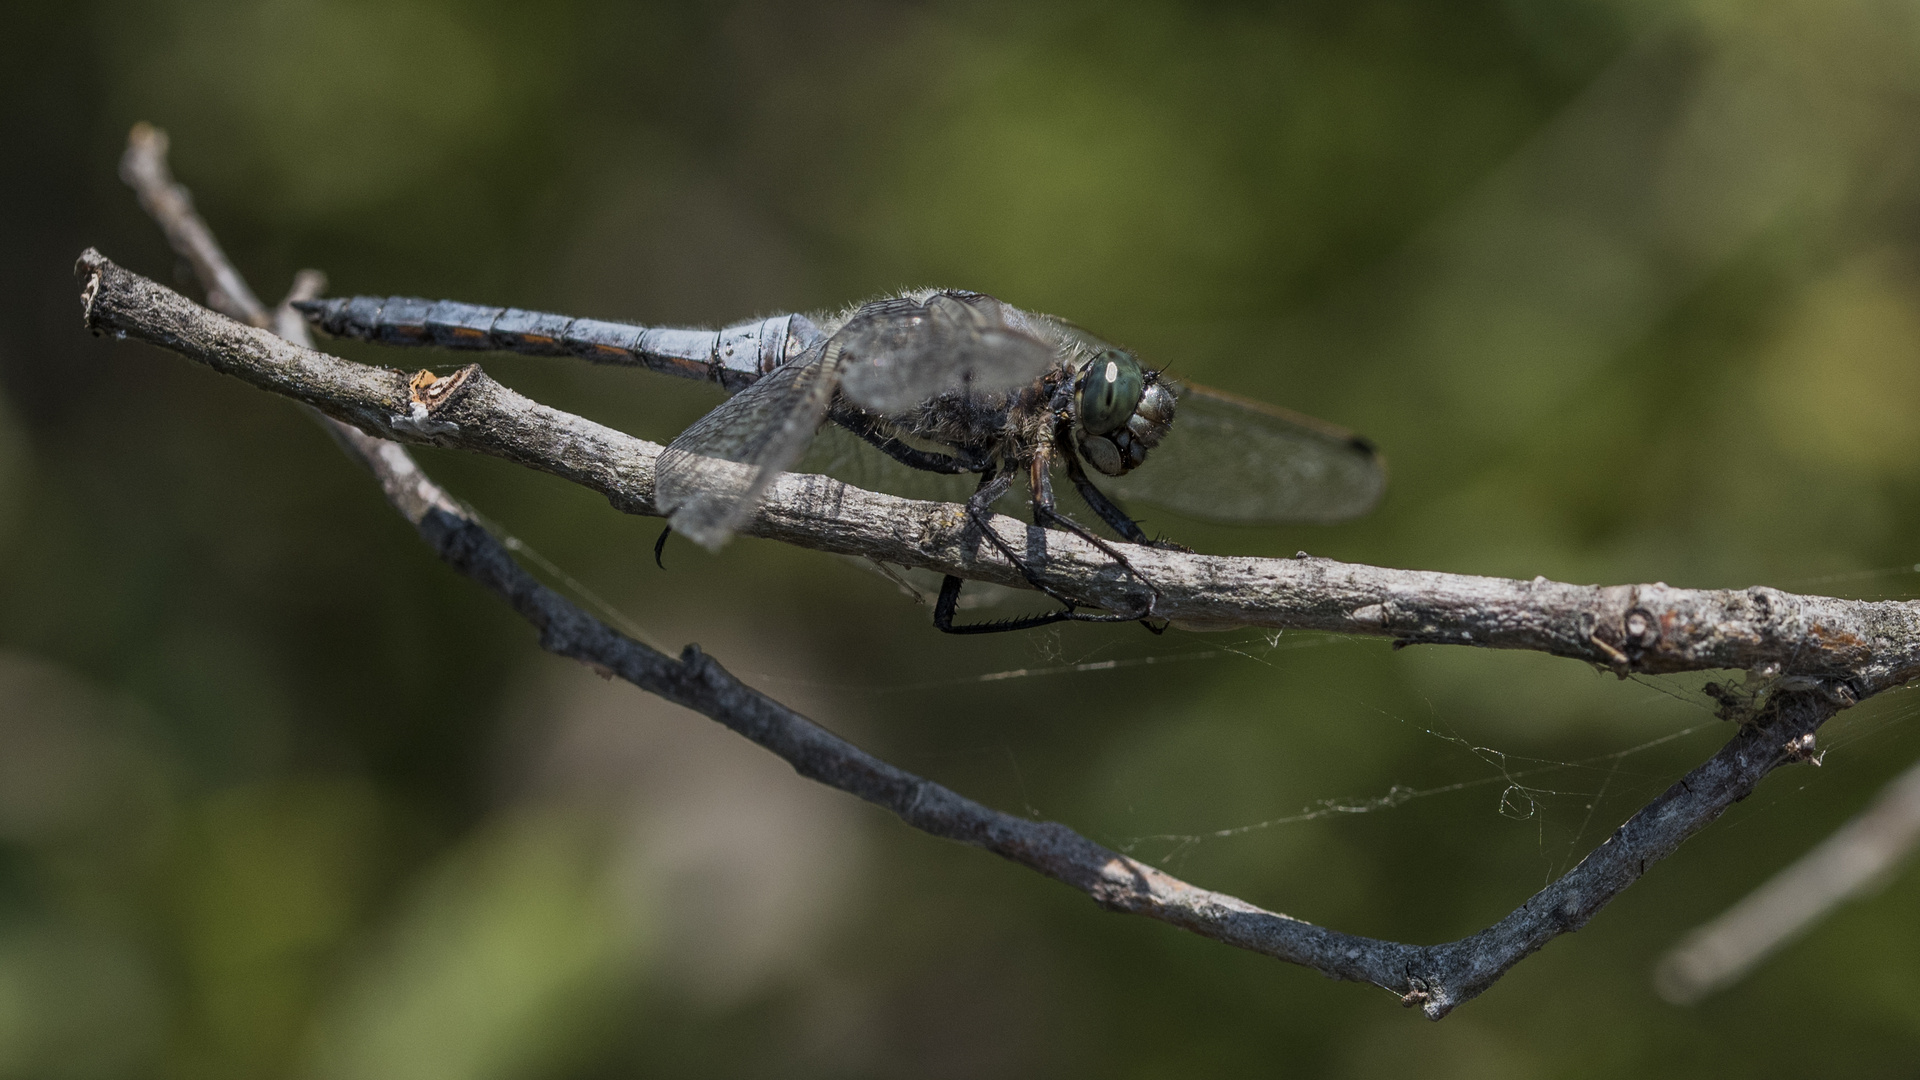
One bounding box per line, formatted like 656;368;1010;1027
297;289;1386;633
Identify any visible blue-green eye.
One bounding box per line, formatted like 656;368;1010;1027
1078;349;1144;436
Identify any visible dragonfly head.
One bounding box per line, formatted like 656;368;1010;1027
1074;347;1174;477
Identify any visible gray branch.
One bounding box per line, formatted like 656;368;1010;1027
73;251;1920;693
91;126;1894;1018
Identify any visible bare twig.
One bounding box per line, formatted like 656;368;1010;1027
96;125;1880;1019
119;123;270;327
1656;755;1920;1003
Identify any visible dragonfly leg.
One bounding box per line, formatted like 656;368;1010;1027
933;466;1151;634
1060;446;1150;541
1060;427;1193;554
1028;450;1162;600
1041;446;1172;634
830;407;984;474
933;575;1087;634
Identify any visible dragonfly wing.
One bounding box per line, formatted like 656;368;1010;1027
835;292;1056;414
795;422;984;505
1101;380;1386;524
655;341;840;549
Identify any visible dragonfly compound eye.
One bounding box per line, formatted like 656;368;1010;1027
1077;348;1145;436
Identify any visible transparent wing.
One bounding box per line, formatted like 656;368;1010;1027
794;422;983;505
655;341;840;550
1101;380;1386;524
835;292;1055;413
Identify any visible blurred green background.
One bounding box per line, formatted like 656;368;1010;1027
7;0;1920;1075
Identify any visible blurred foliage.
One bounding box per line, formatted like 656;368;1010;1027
6;0;1920;1075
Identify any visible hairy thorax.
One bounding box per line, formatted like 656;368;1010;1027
886;371;1064;465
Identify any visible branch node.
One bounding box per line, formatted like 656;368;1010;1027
1399;977;1431;1008
391;365;478;436
1624;606;1658;648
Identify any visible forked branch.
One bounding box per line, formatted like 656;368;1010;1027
93;125;1898;1019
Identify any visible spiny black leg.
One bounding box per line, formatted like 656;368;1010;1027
971;479;1136;614
829;407;982;474
1031;502;1160;593
933;467;1148;634
1061;448;1151;543
936;468;1073;633
653;525;671;569
1008;454;1151;622
1027;499;1165;633
933;573;1084;634
1062;431;1191;553
1029;449;1160;600
1055;443;1176;633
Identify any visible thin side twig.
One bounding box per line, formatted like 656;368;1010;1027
102;124;1865;1019
1656;754;1920;1003
119;123;270;327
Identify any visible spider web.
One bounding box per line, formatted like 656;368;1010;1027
471;505;1920;880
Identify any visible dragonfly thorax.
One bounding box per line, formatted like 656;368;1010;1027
1074;348;1174;477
